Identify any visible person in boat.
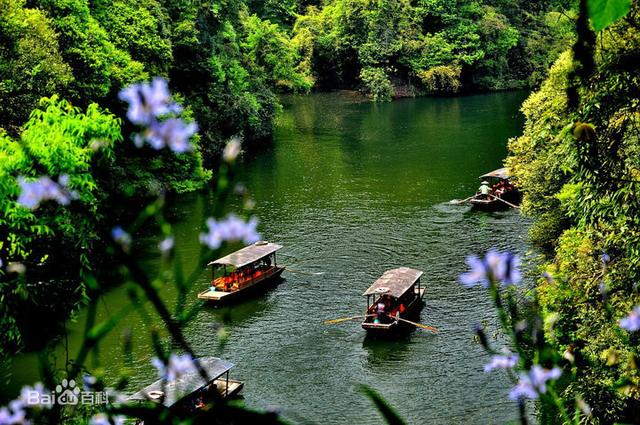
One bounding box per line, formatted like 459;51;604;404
478;180;491;199
195;393;206;410
375;298;388;324
389;302;405;318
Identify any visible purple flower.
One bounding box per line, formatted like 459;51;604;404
111;226;132;248
460;255;489;287
199;215;261;250
620;306;640;332
509;365;561;401
159;236;175;254
17;175;77;210
118;78;181;126
90;414;125;425
484;354;518;372
601;253;611;264
119;78;197;153
19;382;52;410
500;252;522;285
144;118;197;153
152;354;196;382
459;249;522;287
0;403;27;425
82;375;97;391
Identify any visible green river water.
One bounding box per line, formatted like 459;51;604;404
4;90;534;424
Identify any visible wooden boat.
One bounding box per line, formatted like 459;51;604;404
469;167;521;211
198;241;284;304
127;356;244;416
361;267;426;336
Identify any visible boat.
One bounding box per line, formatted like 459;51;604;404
469;167;521;211
197;241;284;304
127;356;244;415
361;267;426;336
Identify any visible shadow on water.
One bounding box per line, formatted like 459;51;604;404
200;284;282;326
362;335;416;367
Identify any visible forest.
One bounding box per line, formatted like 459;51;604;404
0;0;577;351
0;0;639;423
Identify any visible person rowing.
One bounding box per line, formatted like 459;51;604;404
478;180;491;199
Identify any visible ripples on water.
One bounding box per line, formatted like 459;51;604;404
4;91;533;424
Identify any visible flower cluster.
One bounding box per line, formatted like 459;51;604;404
509;365;561;401
484;353;518;373
152;354;197;382
619;306;640;332
118;78;197;153
0;400;26;425
17;175;77;210
459;249;521;287
0;382;53;425
199;215;261;250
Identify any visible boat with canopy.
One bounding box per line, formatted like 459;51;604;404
361;267;427;336
468;167;521;211
127;356;243;415
197;241;284;304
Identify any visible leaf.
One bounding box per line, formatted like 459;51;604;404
360;385;406;425
587;0;632;31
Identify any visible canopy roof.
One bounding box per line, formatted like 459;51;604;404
479;167;510;180
127;357;234;407
208;242;282;268
362;267;423;298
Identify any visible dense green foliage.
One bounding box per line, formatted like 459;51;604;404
507;1;640;421
0;0;311;173
0;97;121;351
0;0;311;353
289;0;576;99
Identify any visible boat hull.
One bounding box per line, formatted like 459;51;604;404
470;190;521;211
197;266;285;305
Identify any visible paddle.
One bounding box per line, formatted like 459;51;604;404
449;195;477;205
489;194;521;209
388;315;438;333
324;315;374;325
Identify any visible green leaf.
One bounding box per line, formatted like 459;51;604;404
587;0;632;31
360;385;406;425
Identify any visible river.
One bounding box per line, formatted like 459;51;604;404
4;91;533;424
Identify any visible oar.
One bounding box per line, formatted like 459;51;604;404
284;266;324;276
489;194;520;209
324;315;374;325
450;195;477;205
389;315;438;333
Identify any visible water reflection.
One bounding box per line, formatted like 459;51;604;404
362;337;415;368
